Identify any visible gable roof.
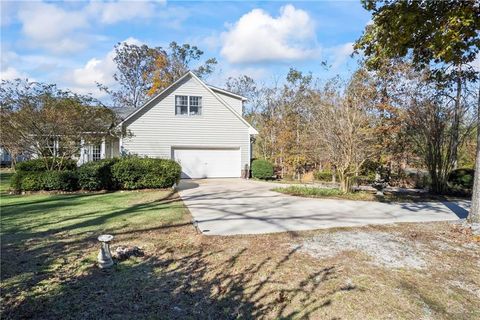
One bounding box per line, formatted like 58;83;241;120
119;71;258;134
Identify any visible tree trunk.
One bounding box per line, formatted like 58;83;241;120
339;171;351;193
468;84;480;223
450;69;462;170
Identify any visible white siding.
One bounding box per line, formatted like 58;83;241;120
213;91;243;115
122;75;251;172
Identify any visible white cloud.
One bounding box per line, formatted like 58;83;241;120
17;1;89;53
328;42;354;69
221;5;319;64
0;67;30;81
0;50;32;81
66;37;142;97
1;1;19;27
15;1;165;54
86;0;164;24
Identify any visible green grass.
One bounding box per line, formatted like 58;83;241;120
272;185;445;202
272;185;375;200
0;169;190;318
0;172;185;239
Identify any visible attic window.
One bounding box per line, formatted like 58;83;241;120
175;95;202;116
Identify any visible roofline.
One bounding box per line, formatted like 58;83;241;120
189;72;258;134
207;85;247;101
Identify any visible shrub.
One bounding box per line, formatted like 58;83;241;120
251;159;274;179
112;157;181;189
314;171;335;182
448;168;474;190
354;173;376;186
43;170;79;191
20;173;44;191
10;172;26;191
78;159;118;191
16;158;77;172
10;170;79;191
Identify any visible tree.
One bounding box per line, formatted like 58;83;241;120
99;43;167;110
225;75;260;116
311;70;377;192
0;80;116;170
100;41;217;110
470;84;480;223
355;0;480;219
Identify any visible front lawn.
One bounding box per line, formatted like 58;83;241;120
273;185;447;202
1;170;479;319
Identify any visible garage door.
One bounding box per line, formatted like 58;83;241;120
173;148;241;178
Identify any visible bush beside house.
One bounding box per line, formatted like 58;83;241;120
78;159;118;191
112;157;181;189
251;159;274;180
10;156;181;192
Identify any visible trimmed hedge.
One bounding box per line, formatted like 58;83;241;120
251;159;274;180
11;156;181;192
78;159;118;191
11;170;79;191
112;157;181;189
16;158;77;172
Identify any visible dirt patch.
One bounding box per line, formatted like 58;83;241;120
299;230;427;269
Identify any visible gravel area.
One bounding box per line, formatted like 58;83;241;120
300;231;427;269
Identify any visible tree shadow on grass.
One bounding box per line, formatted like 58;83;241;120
2;241;349;320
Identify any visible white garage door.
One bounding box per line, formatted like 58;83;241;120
173;148;241;178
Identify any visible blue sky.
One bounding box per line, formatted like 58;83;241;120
1;0;371;98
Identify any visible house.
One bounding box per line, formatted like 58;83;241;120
117;71;258;178
12;71;257;178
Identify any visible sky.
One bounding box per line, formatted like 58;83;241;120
0;0;372;99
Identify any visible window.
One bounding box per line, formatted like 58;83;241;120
175;95;202;116
189;96;202;115
175;95;188;115
92;144;101;161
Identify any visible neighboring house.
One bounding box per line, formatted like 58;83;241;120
118;71;258;178
0;146;29;167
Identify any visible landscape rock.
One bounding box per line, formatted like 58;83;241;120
114;246;144;261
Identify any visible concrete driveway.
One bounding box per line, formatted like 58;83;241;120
177;179;470;236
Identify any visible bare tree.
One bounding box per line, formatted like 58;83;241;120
0;80;116;170
311;71;377;192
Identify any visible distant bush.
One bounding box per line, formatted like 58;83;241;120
447;168;474;195
78;159;118;191
251;159;274;180
448;168;474;190
16;158;77;172
112;157;181;189
353;173;376;186
10;170;79;191
313;171;336;182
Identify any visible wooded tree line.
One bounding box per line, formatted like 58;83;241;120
227;62;478;193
